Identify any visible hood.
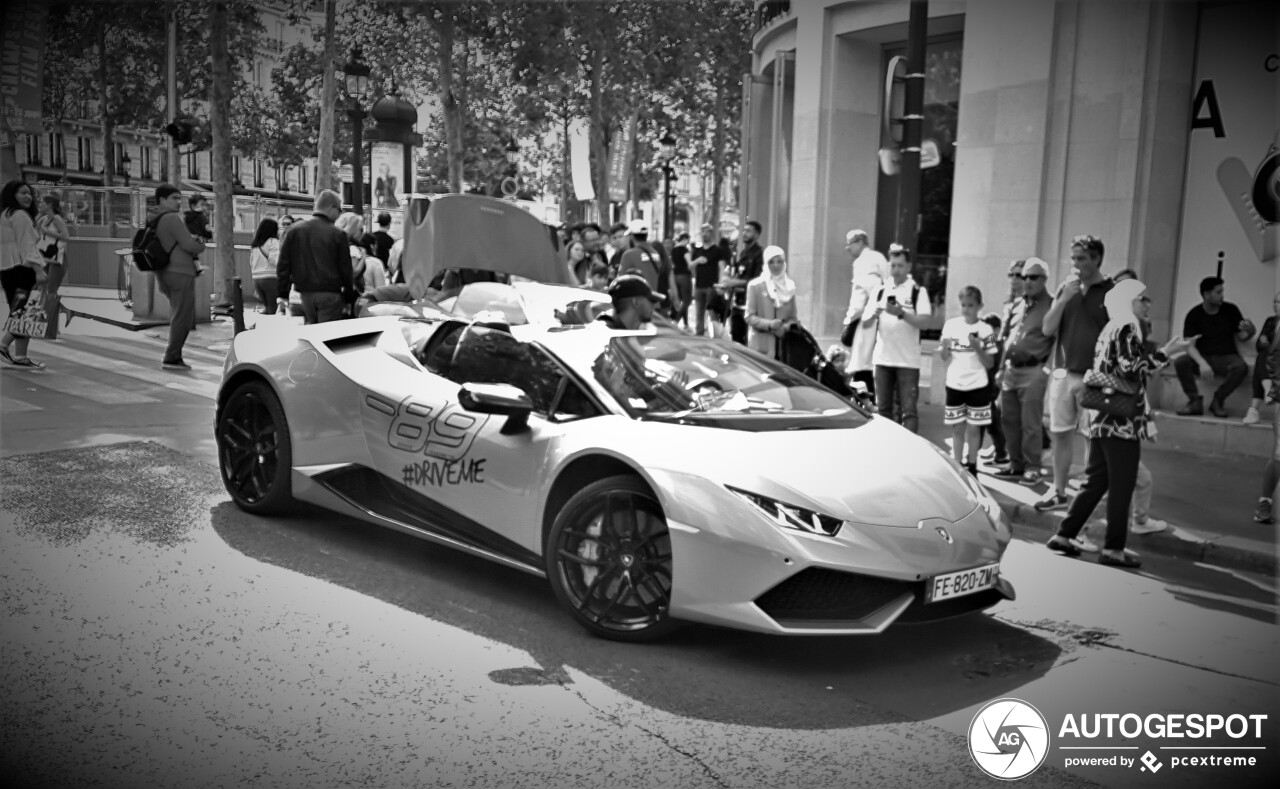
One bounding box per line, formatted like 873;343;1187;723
401;194;572;300
146;205;176;222
711;419;977;527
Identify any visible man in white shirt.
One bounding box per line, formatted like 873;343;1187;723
868;245;932;433
841;229;889;394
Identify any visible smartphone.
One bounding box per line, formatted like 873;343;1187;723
887;295;898;306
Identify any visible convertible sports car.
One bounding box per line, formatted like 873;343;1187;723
215;196;1015;641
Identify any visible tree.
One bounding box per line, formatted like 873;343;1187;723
317;0;338;193
209;0;236;306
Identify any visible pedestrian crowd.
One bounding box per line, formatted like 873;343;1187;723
4;179;1272;541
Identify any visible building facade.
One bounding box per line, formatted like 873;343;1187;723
744;0;1279;349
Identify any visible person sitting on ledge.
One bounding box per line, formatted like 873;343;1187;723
1174;276;1253;418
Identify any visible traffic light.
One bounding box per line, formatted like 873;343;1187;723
164;115;197;145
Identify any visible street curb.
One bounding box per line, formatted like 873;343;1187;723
989;488;1277;577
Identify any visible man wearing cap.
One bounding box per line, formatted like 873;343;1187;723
596;274;663;330
724;220;765;345
993;258;1055;485
841;229;888;394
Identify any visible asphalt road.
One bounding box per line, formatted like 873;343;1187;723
1;322;1278;788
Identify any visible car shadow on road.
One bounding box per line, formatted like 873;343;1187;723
210;500;1064;730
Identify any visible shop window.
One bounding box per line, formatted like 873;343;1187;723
78;137;94;172
140;146;153;179
253;159;265;188
48;133;64;167
23;134;39;165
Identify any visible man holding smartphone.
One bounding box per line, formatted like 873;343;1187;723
869;245;932;433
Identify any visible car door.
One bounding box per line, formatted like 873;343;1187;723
437;326;603;555
356;322;500;532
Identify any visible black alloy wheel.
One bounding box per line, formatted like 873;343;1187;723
218;380;293;514
547;476;678;642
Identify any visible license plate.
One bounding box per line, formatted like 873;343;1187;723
928;563;1000;603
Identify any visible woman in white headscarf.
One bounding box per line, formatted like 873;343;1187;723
1047;279;1194;568
745;245;798;357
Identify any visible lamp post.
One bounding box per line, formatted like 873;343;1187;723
120;150;131;186
659;131;676;241
341;47;370;215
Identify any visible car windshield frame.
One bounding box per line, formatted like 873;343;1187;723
580;334;869;428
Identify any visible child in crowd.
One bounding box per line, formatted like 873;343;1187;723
939;286;996;475
587;263;610;292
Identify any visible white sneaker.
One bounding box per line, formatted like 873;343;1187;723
1130;518;1169;535
1243;407;1261;425
1069;535;1099;553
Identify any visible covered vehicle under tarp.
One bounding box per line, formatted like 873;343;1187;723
401;194;570;300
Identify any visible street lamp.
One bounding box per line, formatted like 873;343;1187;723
341;47;371;215
120;150;132;186
659;131;676;241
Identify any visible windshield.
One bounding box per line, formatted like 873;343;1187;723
590;335;867;428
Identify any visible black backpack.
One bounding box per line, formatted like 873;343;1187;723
131;216;172;272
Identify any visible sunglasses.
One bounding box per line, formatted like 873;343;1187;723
1018;274;1045;281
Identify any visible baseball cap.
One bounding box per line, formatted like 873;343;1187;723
845;229;868;245
608;274;664;303
1022;257;1050;278
627;218;650;235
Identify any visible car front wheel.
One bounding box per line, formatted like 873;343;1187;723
218;380;293;514
547;476;678;642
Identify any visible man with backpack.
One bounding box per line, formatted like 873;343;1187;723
868;245;932;433
144;184;207;370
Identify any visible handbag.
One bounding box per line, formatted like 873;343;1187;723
2;286;59;340
1081;369;1142;418
840;318;858;347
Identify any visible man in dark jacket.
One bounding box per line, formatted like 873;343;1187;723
151;184;209;370
276;190;354;324
371;212;395;264
724;220;764;345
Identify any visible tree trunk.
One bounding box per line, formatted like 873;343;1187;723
209;0;235;307
709;73;726;239
560;111;570;222
316;0;337;194
433;12;464;193
98;23;115;188
586;43;607;224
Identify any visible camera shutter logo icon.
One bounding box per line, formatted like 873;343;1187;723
968;698;1051;780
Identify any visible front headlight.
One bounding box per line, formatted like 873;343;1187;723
727;486;844;537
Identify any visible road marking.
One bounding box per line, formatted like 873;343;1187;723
7;371;159;405
66;334;226;371
25;342;218;401
0;397;43;412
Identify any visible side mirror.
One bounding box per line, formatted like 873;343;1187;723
458;382;533;435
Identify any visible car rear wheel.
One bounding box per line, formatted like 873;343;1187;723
547;476;679;642
218;380;293;514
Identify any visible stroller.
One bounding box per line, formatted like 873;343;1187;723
775;324;866;403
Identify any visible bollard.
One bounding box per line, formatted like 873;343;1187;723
229;276;246;335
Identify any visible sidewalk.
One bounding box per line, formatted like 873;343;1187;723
52;287;1280;576
917;402;1277;576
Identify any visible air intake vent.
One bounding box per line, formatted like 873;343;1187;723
754;568;917;623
